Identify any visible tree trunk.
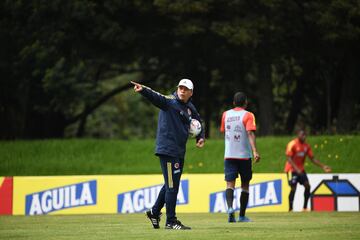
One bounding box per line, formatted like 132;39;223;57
286;77;304;134
76;112;88;137
337;51;360;133
257;60;274;136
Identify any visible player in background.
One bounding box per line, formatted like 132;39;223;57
220;92;260;223
284;129;332;211
131;79;205;230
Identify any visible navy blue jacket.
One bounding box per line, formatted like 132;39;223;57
140;86;205;158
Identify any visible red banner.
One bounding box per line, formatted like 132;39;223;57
0;177;13;215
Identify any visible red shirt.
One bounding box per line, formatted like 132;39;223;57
284;138;313;172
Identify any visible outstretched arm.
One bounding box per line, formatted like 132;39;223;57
309;156;332;172
131;81;143;92
131;81;170;110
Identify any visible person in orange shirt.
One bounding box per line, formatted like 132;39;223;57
284;129;331;211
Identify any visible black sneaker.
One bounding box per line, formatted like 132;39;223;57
165;220;191;230
146;209;161;229
227;207;236;223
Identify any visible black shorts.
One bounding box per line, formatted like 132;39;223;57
224;159;252;183
288;171;309;186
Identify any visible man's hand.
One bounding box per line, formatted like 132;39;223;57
253;151;260;163
131;81;143;92
196;138;205;148
323;165;332;173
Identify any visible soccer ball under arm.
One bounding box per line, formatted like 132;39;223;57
189;119;202;138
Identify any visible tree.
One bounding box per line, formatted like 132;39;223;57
1;0;359;139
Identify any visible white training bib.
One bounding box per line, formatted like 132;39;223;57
224;109;252;159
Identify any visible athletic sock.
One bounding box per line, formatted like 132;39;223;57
303;188;310;209
225;188;234;210
289;189;295;211
239;191;249;217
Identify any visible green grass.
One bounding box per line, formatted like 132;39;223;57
0;135;359;176
1;213;359;240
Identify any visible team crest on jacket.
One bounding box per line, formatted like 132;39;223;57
174;163;180;169
187;108;192;115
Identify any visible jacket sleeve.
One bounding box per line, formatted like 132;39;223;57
139;86;172;110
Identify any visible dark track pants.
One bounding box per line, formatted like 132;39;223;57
152;155;184;223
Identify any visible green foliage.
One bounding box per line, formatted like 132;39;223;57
1;213;359;240
43;58;94;116
1;135;359;176
72;89;159;139
1;0;360;139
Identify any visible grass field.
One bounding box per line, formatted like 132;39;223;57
1;135;359;176
1;137;359;240
1;213;359;240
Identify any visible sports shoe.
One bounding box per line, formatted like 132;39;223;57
146;209;162;229
165;220;191;230
302;208;310;212
238;216;252;222
227;208;236;223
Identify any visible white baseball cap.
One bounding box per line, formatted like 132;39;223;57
177;79;194;90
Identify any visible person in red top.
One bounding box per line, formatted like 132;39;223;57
284;129;331;211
